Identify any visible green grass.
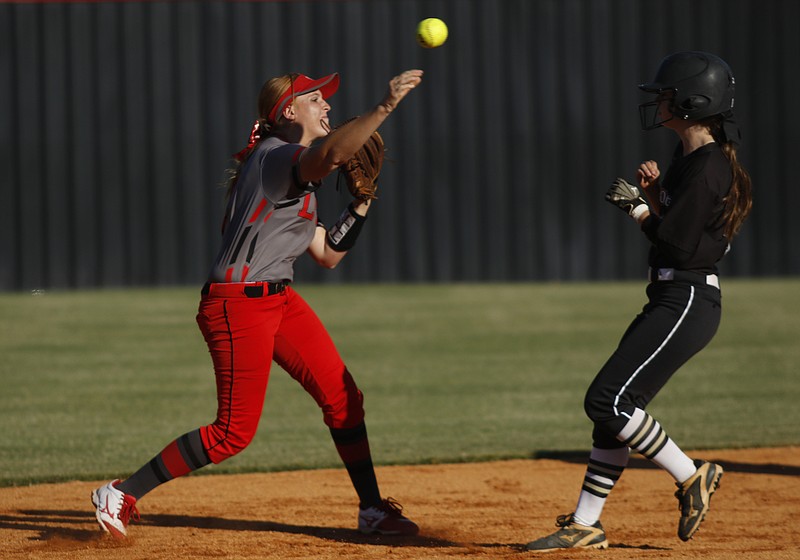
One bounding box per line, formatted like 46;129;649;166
1;279;798;486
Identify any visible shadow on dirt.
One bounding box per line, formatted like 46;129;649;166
2;509;518;551
0;511;124;551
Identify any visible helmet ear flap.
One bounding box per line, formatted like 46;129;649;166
676;95;711;118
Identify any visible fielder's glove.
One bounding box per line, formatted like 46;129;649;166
605;177;649;221
336;118;385;203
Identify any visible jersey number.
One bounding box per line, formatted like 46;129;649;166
297;194;315;220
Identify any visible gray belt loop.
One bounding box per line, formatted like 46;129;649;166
648;268;719;289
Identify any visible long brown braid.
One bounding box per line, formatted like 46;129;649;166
707;115;753;239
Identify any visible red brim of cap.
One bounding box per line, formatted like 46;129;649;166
268;73;340;124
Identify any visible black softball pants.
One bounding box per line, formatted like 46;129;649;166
583;280;722;449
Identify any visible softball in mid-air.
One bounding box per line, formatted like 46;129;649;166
416;18;448;48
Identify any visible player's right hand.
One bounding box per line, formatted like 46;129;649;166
380;70;424;113
637;160;660;190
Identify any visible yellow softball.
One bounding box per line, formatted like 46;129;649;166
416;18;448;49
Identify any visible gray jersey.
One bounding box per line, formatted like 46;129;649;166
207;137;320;283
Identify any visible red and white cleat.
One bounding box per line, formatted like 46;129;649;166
91;480;140;539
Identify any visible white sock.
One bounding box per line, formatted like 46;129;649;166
573;446;629;526
617;408;696;483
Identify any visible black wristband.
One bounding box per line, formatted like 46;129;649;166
326;203;367;252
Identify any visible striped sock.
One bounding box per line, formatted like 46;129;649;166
330;422;381;509
617;408;696;483
573;447;628;526
116;429;211;500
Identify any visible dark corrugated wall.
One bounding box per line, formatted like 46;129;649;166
2;0;798;291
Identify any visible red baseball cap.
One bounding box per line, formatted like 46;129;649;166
267;73;340;124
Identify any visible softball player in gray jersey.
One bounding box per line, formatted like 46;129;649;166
526;52;752;552
209;135;325;284
92;69;423;540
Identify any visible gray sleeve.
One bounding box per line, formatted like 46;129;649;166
261;143;315;203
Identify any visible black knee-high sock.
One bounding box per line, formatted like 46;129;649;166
330;422;381;509
116;429;211;500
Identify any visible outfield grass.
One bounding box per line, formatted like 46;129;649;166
1;279;798;486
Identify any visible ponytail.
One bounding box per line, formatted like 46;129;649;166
719;142;753;239
708;116;753;239
225;74;298;201
225;118;269;200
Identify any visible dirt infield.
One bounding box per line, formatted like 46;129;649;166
1;447;798;560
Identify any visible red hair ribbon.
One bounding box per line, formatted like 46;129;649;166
232;120;261;162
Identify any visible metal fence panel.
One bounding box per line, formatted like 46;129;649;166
1;0;797;290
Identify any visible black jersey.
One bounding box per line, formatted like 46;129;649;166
641;142;732;274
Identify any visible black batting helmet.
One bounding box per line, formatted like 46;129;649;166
638;51;735;130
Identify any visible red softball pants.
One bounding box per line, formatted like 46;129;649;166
195;283;365;464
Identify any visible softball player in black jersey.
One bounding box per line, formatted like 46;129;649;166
526;52;753;552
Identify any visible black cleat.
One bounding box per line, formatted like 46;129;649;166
675;460;723;541
526;513;609;552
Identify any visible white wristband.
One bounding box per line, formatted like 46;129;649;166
630;204;649;222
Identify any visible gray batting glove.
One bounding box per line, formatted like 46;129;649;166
605;178;649;221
